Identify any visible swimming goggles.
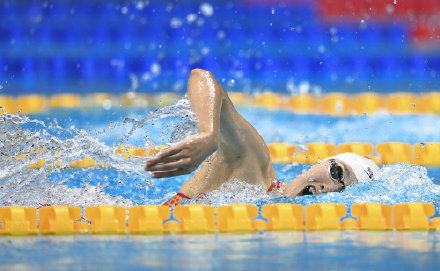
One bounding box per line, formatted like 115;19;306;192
328;159;345;189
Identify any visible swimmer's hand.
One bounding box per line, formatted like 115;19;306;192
145;133;218;178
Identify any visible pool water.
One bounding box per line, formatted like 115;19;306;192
1;99;440;271
1;101;440;207
0;232;438;271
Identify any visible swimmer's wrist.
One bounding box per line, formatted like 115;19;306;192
199;131;219;150
199;130;218;140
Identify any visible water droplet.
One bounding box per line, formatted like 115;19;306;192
330;27;338;35
336;101;344;112
170;17;182;28
412;103;416;107
200;3;213;17
298;144;308;151
217;30;226;40
150;63;161;75
121;6;128;14
420;142;426;148
102;99;112;110
201;47;210;55
286;77;296;93
271;8;275;15
136;1;149;10
186;13;197;23
298;81;310;94
385;4;395;14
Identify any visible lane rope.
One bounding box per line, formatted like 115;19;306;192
1;91;440;115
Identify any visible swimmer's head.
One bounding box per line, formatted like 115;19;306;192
325;153;379;183
283;152;379;197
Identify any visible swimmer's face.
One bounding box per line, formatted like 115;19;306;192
284;159;358;197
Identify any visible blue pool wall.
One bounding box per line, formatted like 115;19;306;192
0;0;439;95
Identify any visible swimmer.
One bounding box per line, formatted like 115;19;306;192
145;69;379;206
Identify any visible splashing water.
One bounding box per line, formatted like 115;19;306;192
183;163;440;207
102;97;197;146
187;180;275;206
0;97;197;207
1;98;439;208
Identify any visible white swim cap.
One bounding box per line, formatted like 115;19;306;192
325;153;379;183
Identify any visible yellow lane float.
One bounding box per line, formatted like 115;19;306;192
129;205;170;234
39;206;82;235
286;94;317;114
305;203;346;230
353;92;382;114
0;207;37;235
386;92;417;114
0;203;439;235
393;203;434;230
320;93;352;115
294;142;336;164
253;92;283;108
262;203;304;231
349;203;392;230
173;204;216;234
376;142;412;164
50;94;81;108
217;204;259;233
84;206;126;234
0;95;19;114
16;95;47;114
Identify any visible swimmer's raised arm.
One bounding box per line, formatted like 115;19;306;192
145;69;223;178
146;68;276;206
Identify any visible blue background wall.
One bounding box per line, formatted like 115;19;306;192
0;0;439;95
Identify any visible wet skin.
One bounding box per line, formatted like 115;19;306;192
145;69;359;200
281;159;358;197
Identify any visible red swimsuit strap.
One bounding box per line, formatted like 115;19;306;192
162;192;190;207
164;179;281;207
267;178;281;193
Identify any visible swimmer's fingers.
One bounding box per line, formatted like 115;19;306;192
154;153;187;164
157;144;184;159
145;158;190;172
146;147;184;166
149;168;193;178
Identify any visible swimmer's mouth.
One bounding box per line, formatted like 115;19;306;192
300;186;315;196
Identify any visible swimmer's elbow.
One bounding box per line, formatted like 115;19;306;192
188;68;221;97
190;68;212;77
